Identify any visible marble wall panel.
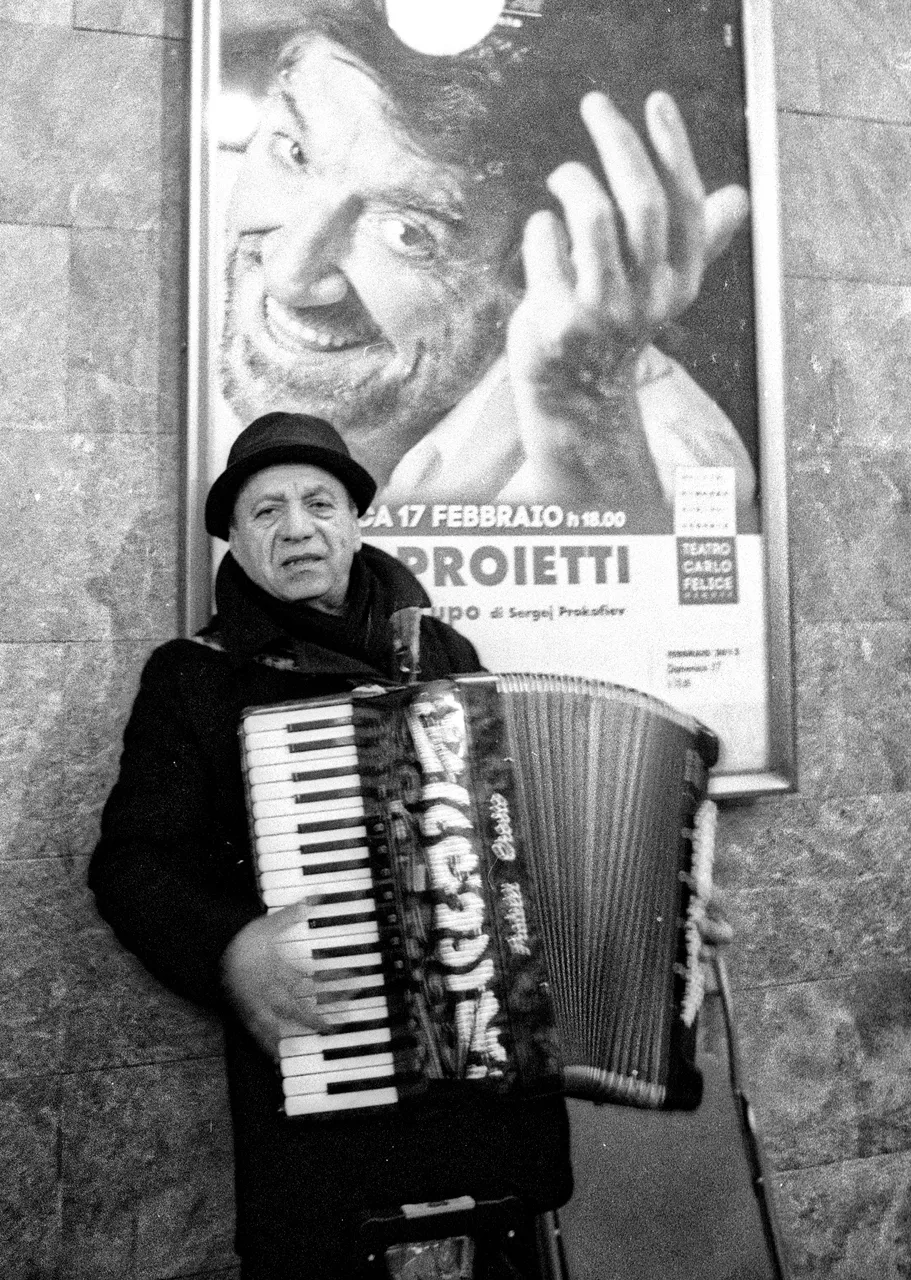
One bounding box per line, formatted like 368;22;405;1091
772;0;821;115
0;641;155;861
719;791;911;889
72;852;225;1071
0;858;72;1076
74;0;186;38
0;429;180;642
0;224;69;429
776;1148;911;1279
0;844;216;1092
0;1;71;24
791;623;911;795
69;226;185;435
734;973;911;1172
61;1060;238;1279
0;24;186;228
779;112;911;284
718;791;911;986
726;871;911;988
0;1075;60;1278
786;278;911;461
789;455;911;623
775;0;911;122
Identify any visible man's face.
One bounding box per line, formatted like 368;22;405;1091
221;36;519;482
229;463;363;610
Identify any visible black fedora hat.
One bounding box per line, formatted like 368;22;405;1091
205;412;378;540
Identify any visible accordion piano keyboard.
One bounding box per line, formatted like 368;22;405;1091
241;699;408;1116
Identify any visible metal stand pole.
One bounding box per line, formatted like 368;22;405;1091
714;954;791;1280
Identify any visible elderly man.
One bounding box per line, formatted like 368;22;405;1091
218;0;757;533
89;412;572;1280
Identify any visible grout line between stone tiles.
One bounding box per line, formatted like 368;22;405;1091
71;26;187;44
775;1146;911;1177
784;269;911;289
779;105;911;131
731;964;911;996
0;1052;226;1084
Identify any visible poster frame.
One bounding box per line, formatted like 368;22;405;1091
182;0;795;801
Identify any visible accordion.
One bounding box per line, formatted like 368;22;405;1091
239;674;718;1118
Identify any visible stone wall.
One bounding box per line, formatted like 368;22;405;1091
1;2;909;1277
721;3;911;1276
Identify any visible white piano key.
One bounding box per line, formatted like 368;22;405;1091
276;922;384;953
252;796;362;823
249;772;359;802
317;994;390;1019
258;845;371;873
260;865;373;891
281;1051;395;1083
244;716;350;742
284;1086;399;1115
254;798;366;836
251;784;362;820
248;748;359;785
244;721;355;751
262;882;382;909
313;971;389;996
311;952;383;973
283;1062;398;1094
280;948;383;975
282;1026;393;1059
300;895;379;922
244;727;356;768
278;948;387;973
244;702;354;735
278;946;384;976
279;918;381;946
255;827;369;856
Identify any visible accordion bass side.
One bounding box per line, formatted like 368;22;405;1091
239;673;718;1117
490;673;718;1109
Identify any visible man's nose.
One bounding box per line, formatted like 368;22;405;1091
261;195;357;309
281;503;317;539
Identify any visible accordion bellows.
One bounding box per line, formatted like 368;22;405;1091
493;673;717;1108
240;673;718;1117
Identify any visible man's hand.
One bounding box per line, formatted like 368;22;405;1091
506;89;749;514
221;901;331;1058
698;887;734;955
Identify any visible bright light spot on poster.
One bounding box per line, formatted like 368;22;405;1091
214;91;260;149
385;0;506;55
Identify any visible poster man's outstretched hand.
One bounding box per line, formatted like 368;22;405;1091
507;90;750;519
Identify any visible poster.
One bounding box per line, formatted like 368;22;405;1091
186;0;793;796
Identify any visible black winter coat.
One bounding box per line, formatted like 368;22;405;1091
89;548;571;1276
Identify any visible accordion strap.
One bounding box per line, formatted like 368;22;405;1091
390;606;424;683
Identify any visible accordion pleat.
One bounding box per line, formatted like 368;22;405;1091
494;673;700;1107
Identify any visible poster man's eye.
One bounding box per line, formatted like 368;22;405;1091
271;133;307;169
376;215;439;260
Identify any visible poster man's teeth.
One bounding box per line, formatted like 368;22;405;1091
265;299;354;349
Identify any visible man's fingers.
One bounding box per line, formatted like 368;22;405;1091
703;183;750;265
544;161;629;313
271;896;314;933
521;208;575;299
579;90;669;274
699;915;734;947
643;91;705;278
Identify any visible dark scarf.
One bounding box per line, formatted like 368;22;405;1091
211;547;429;679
